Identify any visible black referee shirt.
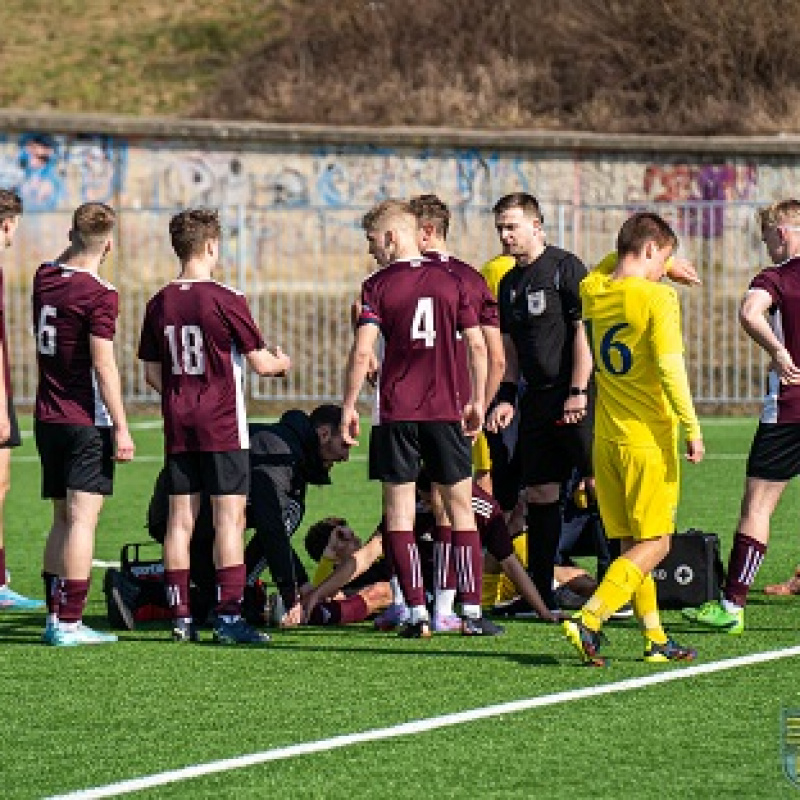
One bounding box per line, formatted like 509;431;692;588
497;245;588;390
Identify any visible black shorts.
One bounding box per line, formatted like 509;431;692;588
519;386;593;487
167;450;250;496
485;425;522;512
35;421;114;498
369;421;472;486
746;422;800;481
0;400;21;449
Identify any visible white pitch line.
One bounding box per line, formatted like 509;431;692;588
48;643;800;800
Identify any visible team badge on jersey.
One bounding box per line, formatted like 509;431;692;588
781;707;800;787
527;288;546;316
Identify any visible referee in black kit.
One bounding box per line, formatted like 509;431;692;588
486;192;594;611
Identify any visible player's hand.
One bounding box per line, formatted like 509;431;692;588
114;427;135;462
0;412;11;444
665;256;701;286
685;438;704;464
280;601;307;627
366;352;380;387
561;394;587;425
341;406;360;446
462;402;484;439
774;347;800;385
269;345;292;377
486;401;514;432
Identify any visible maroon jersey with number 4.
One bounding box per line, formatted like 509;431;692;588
424;250;498;403
33;262;118;426
358;257;478;423
138;279;265;454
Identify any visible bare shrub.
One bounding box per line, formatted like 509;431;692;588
197;0;800;134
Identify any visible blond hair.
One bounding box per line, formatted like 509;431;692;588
72;203;116;253
758;199;800;231
361;199;417;236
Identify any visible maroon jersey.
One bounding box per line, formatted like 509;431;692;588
424;250;499;403
358;257;478;423
138;279;265;454
0;268;12;400
750;258;800;422
33;262;118;426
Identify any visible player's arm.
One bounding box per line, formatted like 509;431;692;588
301;533;384;616
0;340;10;442
90;335;135;461
482;324;506;410
595;251;701;286
562;319;593;423
342;321;379;446
740;288;800;384
462;323;487;438
246;345;292;377
486;333;519;433
651;292;704;463
143;360;162;394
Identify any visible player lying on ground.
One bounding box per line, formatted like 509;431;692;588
281;479;559;630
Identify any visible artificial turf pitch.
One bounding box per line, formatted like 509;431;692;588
3;416;800;798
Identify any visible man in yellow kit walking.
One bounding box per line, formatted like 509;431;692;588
563;211;704;666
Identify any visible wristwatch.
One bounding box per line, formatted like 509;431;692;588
569;386;588;396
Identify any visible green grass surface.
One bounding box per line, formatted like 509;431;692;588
0;1;284;115
3;416;800;798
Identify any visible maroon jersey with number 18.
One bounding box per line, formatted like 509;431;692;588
138;279;265;454
357;257;478;423
33;262;118;427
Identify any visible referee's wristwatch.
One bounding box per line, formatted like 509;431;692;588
569;386;589;396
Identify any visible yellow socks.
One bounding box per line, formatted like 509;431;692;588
581;557;644;632
482;573;501;608
632;574;668;644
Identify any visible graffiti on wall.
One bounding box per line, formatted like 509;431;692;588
0;133;125;211
637;162;758;237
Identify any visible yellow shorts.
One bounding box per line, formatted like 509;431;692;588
593;436;679;541
472;431;491;473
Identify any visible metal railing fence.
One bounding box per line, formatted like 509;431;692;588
2;201;769;411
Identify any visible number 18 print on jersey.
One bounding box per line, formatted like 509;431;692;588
138;279;265;454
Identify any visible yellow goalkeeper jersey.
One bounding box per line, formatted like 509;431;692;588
481;255;516;299
581;269;693;448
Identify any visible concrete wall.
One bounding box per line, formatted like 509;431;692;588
0;110;796;406
4;110;800;216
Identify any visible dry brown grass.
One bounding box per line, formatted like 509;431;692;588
200;0;800;134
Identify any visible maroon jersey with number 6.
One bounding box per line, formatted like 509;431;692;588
33;262;118;426
138;279;265;454
358;257;478;423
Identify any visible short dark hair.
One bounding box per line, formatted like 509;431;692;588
72;202;116;253
0;189;22;222
169;208;221;261
310;404;343;430
616;212;677;259
409;194;450;239
492;192;544;223
304;516;347;562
